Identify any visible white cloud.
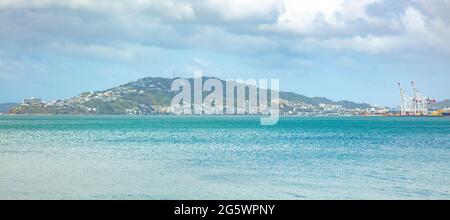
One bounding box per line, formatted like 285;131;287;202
1;0;450;56
286;3;450;54
49;42;135;62
198;0;283;21
298;35;403;54
259;0;383;35
0;0;196;21
415;0;450;21
401;6;450;52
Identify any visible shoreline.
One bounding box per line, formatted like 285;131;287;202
0;114;446;118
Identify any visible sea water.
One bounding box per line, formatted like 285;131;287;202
0;115;449;199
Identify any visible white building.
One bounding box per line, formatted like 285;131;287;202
23;97;42;105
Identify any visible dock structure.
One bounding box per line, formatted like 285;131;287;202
397;81;435;116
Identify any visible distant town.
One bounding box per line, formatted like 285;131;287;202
2;77;449;117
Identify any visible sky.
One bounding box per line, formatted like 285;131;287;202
0;0;449;107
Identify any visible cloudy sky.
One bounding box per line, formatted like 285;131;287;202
0;0;449;106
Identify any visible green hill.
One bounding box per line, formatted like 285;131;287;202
9;76;372;115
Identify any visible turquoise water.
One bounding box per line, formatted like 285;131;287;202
0;115;449;199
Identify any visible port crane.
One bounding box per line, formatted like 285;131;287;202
397;81;435;116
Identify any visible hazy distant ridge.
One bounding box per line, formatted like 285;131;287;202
430;99;450;110
0;103;18;113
